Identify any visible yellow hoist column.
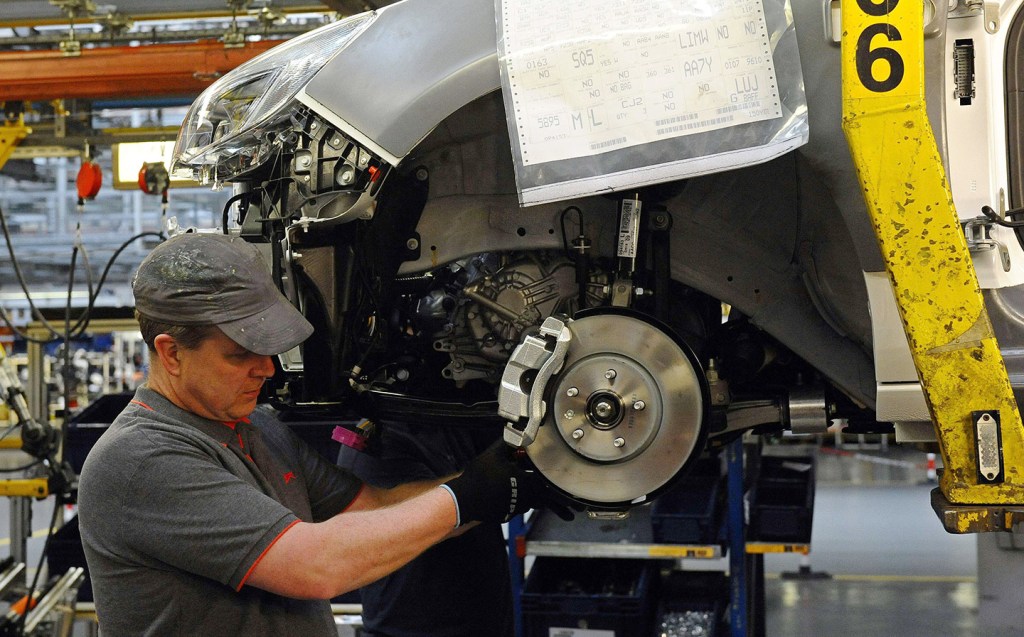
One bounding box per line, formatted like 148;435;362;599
842;0;1024;532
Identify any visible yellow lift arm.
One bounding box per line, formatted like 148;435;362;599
0;111;30;173
842;0;1024;532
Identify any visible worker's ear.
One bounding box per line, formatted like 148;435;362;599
152;334;183;377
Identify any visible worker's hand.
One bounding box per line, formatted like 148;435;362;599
441;441;578;526
532;482;580;523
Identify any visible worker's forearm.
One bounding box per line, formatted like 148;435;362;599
348;477;450;510
246;486;457;599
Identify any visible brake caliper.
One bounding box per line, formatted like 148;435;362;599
498;316;572;447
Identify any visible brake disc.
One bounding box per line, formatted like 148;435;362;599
525;310;709;507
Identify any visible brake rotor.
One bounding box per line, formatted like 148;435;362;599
527;311;708;506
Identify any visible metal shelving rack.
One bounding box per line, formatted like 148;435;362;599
507;437;812;637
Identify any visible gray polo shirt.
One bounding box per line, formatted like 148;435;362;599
78;387;363;637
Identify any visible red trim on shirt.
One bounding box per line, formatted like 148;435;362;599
339;483;366;514
221;416;252;431
130;400;154;411
236;518;301;591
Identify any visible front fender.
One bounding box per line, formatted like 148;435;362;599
298;0;500;165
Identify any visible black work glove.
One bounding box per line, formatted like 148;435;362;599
441;441;578;526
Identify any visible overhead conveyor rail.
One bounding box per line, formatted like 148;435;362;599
841;0;1024;531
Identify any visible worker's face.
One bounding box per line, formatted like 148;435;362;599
173;328;276;422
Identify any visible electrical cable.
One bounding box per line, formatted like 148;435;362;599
0;461;42;474
60;229;165;340
0;200;162;342
981;205;1024;228
0;202;70;342
0;425;20;444
221;191;250;234
61;246;76;454
72;202;96;327
20;232;84;637
559;206;584;258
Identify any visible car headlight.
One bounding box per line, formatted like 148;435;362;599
173;11;375;184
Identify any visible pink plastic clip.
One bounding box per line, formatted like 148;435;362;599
332;425;369;451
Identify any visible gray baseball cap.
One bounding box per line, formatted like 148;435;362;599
132;233;314;356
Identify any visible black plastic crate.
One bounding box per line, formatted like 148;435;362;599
654;571;727;637
650;474;724;544
46;516;92;602
749;455;815;543
66;392;133;473
522;557;656;637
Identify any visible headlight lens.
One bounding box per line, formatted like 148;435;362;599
173;12;375;183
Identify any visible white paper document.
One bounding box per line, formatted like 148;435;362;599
501;0;783;167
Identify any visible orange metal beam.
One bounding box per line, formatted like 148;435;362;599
0;40;284;102
0;6;330;28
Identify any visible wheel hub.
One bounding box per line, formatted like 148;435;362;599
526;311;709;506
554;356;662;463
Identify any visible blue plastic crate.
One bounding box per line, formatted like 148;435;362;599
522;557;656;637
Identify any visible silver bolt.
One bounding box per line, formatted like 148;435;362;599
613;437;625;448
566;387;579;397
605;369;617;380
633;400;646;411
338;168;356;185
572;428;585;440
331;136;342;146
310;122;318;130
358;154;370;167
564;410;575;419
406;237;420;250
594;401;614;419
